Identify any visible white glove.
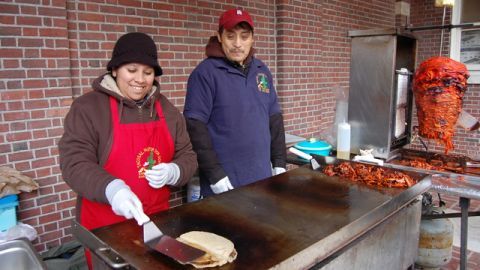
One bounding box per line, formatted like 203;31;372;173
144;163;180;189
106;179;150;225
210;176;234;194
272;167;286;175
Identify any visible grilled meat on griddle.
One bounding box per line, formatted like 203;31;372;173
323;162;415;188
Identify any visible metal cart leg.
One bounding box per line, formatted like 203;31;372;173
459;197;470;270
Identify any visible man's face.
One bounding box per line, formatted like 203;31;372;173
112;63;155;101
217;26;254;65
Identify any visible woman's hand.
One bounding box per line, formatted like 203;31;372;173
106;179;150;225
144;163;180;188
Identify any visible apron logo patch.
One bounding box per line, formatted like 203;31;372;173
256;73;270;93
137;147;162;178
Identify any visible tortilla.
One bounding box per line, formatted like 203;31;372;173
177;231;237;268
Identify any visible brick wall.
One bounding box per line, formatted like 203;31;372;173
1;0;477;253
1;1;75;251
279;0;397;138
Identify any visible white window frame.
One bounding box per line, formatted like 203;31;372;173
450;0;480;84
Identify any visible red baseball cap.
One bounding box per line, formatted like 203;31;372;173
219;9;254;31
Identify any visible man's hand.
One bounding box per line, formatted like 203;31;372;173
144;163;180;189
210;176;234;194
272;167;286;175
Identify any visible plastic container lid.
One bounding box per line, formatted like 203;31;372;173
294;138;332;151
0;194;18;205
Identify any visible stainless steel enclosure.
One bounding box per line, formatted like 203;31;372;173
348;29;417;159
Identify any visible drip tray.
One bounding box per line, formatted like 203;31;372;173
387;148;480;177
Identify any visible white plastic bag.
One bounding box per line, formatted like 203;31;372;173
0;222;37;243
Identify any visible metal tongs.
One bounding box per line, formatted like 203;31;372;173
288;147;321;170
411;126;429;151
466;161;480;168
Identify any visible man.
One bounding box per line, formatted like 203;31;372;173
184;8;286;197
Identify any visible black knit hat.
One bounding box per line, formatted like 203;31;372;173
107;32;163;76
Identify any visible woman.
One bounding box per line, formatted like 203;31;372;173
58;32;197;268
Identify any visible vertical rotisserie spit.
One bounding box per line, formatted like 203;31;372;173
413;56;470;153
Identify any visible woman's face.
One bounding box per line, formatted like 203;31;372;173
112;63;155;101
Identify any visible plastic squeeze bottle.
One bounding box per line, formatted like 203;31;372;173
337;122;351;160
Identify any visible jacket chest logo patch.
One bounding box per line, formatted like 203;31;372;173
136;147;162;178
256;73;270;93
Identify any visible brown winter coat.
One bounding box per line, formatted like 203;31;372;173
59;74;197;209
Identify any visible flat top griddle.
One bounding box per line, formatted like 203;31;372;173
86;164;430;270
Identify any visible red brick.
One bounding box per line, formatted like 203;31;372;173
7;101;25;111
40;49;69;58
38;229;62;242
23;49;40;59
35;145;53;157
32;157;56;168
0;142;11;152
22;59;47;68
36;176;58;186
59;218;73;229
45;89;71;98
20;5;37;15
38;6;66;17
0;68;26;79
30;138;54;149
20;27;38;37
0;15;14;24
24;100;49;110
17;16;42;26
32;129;47;139
10;122;26;131
41;204;56;215
0;37;16;47
0;4;19;14
3;111;29;121
3;59;19;68
26;69;42;78
43;222;58;232
36;195;59;206
18;198;35;210
8;152;33;162
28;90;45;99
57;198;76;209
36;167;53;178
18;208;41;220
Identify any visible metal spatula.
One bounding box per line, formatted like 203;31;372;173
457;109;479;131
288;147;321;170
143;219;205;264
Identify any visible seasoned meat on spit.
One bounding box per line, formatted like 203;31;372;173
413;56;469;153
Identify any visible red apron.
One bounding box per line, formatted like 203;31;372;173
81;97;174;268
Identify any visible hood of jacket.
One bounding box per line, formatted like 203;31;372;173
92;73;161;118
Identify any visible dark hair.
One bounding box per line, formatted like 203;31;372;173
219;21;254;35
